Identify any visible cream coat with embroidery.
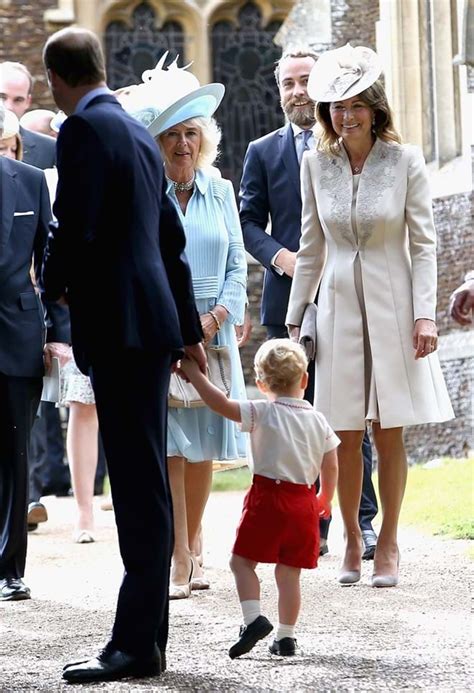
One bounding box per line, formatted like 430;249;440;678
286;139;454;429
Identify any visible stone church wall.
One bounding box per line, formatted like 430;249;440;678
0;0;56;109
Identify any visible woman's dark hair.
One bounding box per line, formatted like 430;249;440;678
316;79;402;155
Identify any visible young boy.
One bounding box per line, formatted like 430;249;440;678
180;339;339;658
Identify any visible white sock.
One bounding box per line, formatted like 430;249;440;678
276;623;295;641
240;599;261;626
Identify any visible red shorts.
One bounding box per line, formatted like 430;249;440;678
232;474;320;569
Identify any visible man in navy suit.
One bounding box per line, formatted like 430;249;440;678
0;60;69;526
0;101;53;601
239;50;378;559
42;28;205;683
0;62;56;169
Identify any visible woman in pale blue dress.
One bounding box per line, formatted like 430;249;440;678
127;63;247;598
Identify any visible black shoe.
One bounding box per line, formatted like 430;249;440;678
362;529;378;560
228;615;273;659
0;577;31;601
27;523;38;532
319;539;329;556
43;484;72;497
269;637;297;656
62;644;162;683
63;648;166;673
27;502;48;526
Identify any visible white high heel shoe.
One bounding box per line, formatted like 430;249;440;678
372;550;400;588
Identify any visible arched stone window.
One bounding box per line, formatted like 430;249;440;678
211;1;284;188
105;1;185;89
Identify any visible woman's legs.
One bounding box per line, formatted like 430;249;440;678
167;456;192;585
371;424;407;577
336;430;365;573
184;460;213;577
67;402;99;533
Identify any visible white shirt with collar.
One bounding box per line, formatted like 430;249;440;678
271;123;317;275
239;397;340;486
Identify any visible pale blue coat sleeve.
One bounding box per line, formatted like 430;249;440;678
217;180;248;325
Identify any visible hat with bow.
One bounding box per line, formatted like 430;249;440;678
307;43;382;102
119;53;225;137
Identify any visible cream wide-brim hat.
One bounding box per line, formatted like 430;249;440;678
1;109;20;140
308;43;382;103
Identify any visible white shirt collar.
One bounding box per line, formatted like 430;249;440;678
290;122;317;138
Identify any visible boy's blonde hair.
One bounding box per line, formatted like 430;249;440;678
254;339;308;393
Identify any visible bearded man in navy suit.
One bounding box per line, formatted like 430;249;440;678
42;28;205;684
239;49;378;559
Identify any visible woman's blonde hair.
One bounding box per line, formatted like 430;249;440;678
158;116;221;169
254;339;308;393
316;79;402;156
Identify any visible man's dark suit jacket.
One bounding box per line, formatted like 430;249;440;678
20;126;56;170
0;155;52;580
240;123;303;327
0;156;51;377
42;93;202;372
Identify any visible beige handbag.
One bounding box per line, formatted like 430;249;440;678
168;345;232;408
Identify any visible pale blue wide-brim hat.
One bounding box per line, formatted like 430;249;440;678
119;53;225;137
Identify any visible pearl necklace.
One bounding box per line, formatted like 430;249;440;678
167;173;195;193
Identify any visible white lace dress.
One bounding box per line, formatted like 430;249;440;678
59;358;95;406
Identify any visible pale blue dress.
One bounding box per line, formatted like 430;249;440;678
166;169;248;462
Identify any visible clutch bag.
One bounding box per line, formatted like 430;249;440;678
298;303;318;361
169;345;232;408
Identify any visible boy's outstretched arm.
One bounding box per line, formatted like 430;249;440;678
317;448;338;518
179;357;242;422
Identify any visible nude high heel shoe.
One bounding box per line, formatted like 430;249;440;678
372;550;400;588
338;569;361;585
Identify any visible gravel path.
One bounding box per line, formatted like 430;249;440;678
0;491;472;691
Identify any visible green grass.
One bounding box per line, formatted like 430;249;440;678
212;466;251;492
399;457;473;540
211;458;473;543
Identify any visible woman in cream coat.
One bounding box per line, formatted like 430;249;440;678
286;45;453;588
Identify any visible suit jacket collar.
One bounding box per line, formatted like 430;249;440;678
84;93;121;110
0;157;17;248
278;123;300;197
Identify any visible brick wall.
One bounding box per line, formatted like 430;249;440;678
330;0;379;49
0;0;56;109
435;192;474;335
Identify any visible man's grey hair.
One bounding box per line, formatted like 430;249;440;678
0;99;5;134
274;48;319;85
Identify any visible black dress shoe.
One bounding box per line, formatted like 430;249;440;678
63;648;167;673
42;484;72;498
362;529;378;560
269;637;297;656
0;577;31;601
62;644;161;683
228;615;273;659
319;538;329;556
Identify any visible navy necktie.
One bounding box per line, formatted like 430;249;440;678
298;129;313;165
